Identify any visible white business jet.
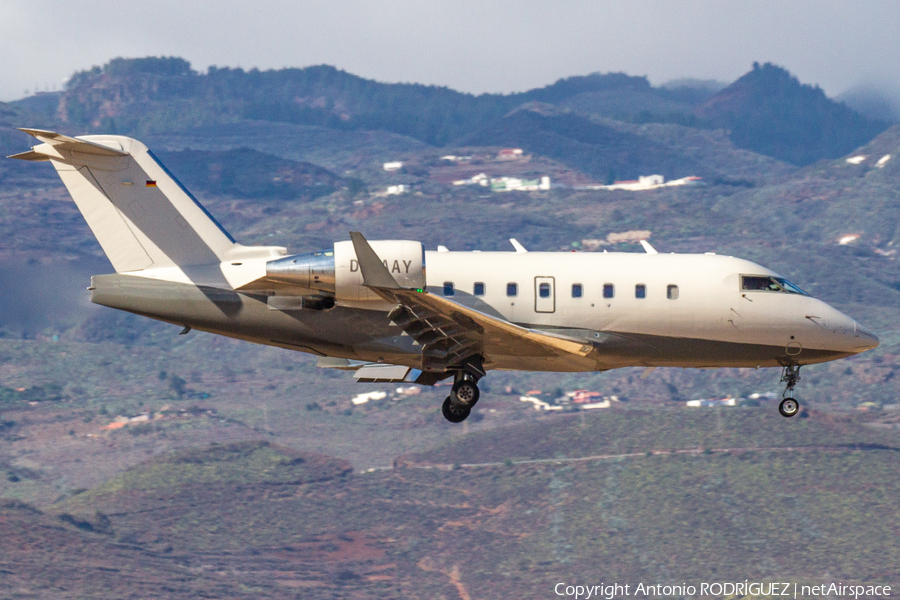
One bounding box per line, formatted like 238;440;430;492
10;130;879;422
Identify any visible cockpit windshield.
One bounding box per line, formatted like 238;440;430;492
741;275;809;296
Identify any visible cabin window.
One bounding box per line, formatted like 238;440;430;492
603;284;614;299
443;282;455;296
635;284;646;299
539;283;551;298
507;283;518;297
474;282;485;296
572;284;583;298
667;284;679;300
741;275;809;296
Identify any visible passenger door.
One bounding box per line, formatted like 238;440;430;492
534;276;556;313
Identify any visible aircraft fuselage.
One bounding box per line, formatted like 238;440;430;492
14;129;878;421
90;249;877;373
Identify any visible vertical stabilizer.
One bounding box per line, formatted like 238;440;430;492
10;129;237;272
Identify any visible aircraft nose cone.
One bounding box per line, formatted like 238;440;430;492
854;324;880;352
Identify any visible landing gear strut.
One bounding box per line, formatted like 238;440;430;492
451;377;480;407
779;364;801;418
441;368;482;423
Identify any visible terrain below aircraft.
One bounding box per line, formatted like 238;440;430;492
10;129;879;422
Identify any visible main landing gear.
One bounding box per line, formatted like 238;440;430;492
779;364;801;418
441;373;481;423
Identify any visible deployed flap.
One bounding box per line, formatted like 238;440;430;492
349;232;595;372
317;358;426;384
316;357;364;370
354;364;411;382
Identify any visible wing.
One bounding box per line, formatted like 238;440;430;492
349;232;596;373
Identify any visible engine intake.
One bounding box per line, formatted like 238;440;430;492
266;250;335;293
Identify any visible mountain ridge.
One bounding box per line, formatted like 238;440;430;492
697;62;888;165
13;56;888;167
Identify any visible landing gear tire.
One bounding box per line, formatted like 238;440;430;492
779;397;800;418
451;379;480;407
442;396;471;423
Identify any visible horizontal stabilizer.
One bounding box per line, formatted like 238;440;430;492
18;128;128;157
7;150;49;162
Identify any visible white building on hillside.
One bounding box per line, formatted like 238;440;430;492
490;176;550;192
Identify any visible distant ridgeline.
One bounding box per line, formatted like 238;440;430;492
47;57;670;146
696;62;889;166
19;56;891;166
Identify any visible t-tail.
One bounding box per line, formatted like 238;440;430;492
9;128;255;273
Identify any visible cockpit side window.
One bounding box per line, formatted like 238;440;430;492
774;277;808;295
741;275;809;296
741;276;780;292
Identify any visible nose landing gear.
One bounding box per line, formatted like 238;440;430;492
779;397;800;418
779;364;801;418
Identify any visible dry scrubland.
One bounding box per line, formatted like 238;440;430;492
1;411;898;598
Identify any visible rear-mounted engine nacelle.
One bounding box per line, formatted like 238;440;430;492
266;250;336;293
266;240;425;304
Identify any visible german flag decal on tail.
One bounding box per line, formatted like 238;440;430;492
145;180;157;187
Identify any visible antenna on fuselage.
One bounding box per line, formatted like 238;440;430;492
639;240;658;255
509;239;528;253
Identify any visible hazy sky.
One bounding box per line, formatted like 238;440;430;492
2;1;899;102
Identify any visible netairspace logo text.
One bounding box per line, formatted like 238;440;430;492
554;581;892;599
